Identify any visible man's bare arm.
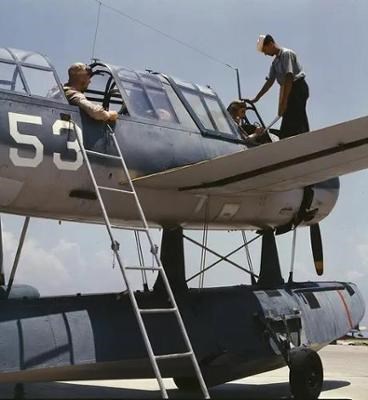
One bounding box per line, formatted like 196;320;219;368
65;90;117;122
78;97;118;121
250;77;275;103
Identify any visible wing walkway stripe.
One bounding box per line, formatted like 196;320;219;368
179;136;368;191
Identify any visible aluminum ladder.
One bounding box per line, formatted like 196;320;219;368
75;124;210;399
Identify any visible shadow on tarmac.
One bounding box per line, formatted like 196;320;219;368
0;379;351;399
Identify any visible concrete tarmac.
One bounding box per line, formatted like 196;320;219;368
0;345;366;399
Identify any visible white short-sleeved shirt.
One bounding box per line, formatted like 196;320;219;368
268;48;305;86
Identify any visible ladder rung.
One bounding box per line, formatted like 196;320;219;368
125;266;161;271
85;150;121;160
98;186;134;195
139;308;177;314
155;352;192;361
111;225;147;232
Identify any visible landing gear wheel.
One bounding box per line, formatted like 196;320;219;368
14;383;25;400
289;348;323;400
173;377;201;392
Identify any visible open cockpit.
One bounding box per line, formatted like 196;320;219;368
0;47;251;143
85;62;244;141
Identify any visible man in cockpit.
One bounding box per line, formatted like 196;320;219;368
227;100;263;143
227;100;246;126
63;63;118;122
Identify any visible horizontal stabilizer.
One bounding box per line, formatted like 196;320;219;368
133;116;368;194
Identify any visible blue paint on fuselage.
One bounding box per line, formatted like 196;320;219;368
0;90;244;178
0;281;363;385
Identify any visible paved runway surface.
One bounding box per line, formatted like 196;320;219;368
0;345;366;399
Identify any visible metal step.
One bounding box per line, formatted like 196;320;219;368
98;185;134;195
155;352;193;361
85;149;121;160
139;308;177;314
125;266;161;271
110;225;147;232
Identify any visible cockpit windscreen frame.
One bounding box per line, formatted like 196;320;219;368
0;47;66;103
166;76;245;143
88;63;244;142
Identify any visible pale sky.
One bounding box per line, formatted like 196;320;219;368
0;0;367;325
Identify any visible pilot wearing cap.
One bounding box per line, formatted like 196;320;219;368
227;100;247;125
249;34;309;139
63;63;118;122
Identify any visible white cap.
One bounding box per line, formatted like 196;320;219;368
257;34;266;52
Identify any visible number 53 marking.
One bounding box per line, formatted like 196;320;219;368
8;112;83;171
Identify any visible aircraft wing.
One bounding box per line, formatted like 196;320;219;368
133;116;368;194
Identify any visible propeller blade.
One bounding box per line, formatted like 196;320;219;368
0;216;4;285
310;223;324;275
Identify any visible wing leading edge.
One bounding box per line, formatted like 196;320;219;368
133;116;368;194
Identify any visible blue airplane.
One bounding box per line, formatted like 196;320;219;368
0;47;366;400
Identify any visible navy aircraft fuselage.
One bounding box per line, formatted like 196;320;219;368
0;49;339;230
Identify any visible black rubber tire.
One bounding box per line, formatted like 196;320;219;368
289;348;323;400
14;383;25;400
173;377;201;392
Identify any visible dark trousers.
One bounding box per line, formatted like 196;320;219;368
279;78;309;139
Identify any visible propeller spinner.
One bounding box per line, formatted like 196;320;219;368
0;216;4;285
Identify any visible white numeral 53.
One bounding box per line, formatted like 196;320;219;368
8;112;83;171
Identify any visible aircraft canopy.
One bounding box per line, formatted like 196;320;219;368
0;47;66;102
87;62;241;141
0;48;243;142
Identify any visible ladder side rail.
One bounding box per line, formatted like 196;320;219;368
109;129;159;257
109;128;210;399
111;251;169;398
150;253;210;398
74;129;169;398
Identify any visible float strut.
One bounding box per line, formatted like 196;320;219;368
6;217;30;298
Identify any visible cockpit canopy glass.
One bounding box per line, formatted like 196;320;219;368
203;95;233;135
110;67;197;130
22;67;61;98
0;47;65;102
8;48;51;68
116;68;179;123
182;90;214;130
0;48;13;61
110;66;236;137
0;63;26;93
171;77;237;138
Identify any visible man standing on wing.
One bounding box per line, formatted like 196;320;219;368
250;34;310;139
